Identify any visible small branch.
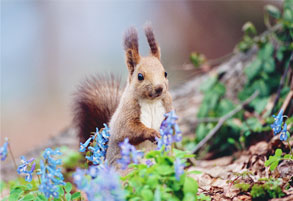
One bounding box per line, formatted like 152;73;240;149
8;143;17;171
192;91;259;154
271;53;293;115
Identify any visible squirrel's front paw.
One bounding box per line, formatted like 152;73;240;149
145;129;161;142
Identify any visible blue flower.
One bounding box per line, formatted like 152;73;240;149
73;164;125;201
17;156;36;182
174;158;185;181
0;138;9;161
73;168;88;189
271;109;284;135
80;136;94;152
82;124;111;165
156;110;182;151
280;123;288;141
38;148;65;198
118;138;143;169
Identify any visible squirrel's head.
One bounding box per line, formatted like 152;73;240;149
124;25;168;101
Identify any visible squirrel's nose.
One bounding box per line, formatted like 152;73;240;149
155;85;163;95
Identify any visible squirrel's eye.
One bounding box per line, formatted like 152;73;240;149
138;73;144;81
164;72;168;78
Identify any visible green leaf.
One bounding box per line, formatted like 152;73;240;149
284;154;291;159
154;187;161;201
183;192;195;201
65;193;72;201
183;177;198;195
217;99;234;116
270;161;279;171
263;57;275;73
250;97;269;114
188;170;202;175
245;118;263;132
156;165;174;175
200;77;217;92
57;185;64;197
242;22;257;35
265;156;277;167
9;187;24;201
265;5;281;18
141;188;153;201
19;194;35;201
244;58;262;81
146;175;159;188
275;149;282;157
72;192;81;200
258;43;274;59
227;138;235;144
35;194;47;201
64;182;72;193
0;180;5;193
195;124;210;142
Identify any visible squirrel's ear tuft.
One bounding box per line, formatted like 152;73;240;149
144;24;160;60
124;27;140;76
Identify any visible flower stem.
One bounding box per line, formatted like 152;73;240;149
8;143;17;171
287;137;293;158
37;174;41;185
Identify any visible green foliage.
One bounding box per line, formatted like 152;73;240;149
122;149;207;201
234;178;285;199
189;0;293;155
60;147;83;170
265;149;293;171
234;183;251;192
190;52;206;68
6;181;81;201
250;178;285;199
7;183;44;201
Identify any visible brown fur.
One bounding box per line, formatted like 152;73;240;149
73;75;123;142
144;25;160;59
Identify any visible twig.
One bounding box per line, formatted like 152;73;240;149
271;53;293;115
8;143;17;171
192;90;259;154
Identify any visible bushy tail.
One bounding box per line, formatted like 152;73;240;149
73;74;123;142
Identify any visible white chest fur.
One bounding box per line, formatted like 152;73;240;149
139;99;166;131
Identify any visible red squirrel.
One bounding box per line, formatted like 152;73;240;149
74;25;173;166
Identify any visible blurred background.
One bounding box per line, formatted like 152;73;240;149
1;0;281;156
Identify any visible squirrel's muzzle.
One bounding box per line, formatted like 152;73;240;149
148;84;164;99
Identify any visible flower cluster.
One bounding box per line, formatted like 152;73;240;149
156;110;182;151
271;109;289;141
174;158;185;181
118;138;143;169
38;148;65;198
17;156;36;182
80;124;110;165
0;138;8;161
73;164;125;201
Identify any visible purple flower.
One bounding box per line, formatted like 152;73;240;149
156;110;182;151
73;164;125;201
146;160;153;167
73;168;88;189
174;158;185;181
280;123;288;141
38;148;65;198
0;138;9;161
118;138;143;169
17;156;36;182
271;109;284;135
